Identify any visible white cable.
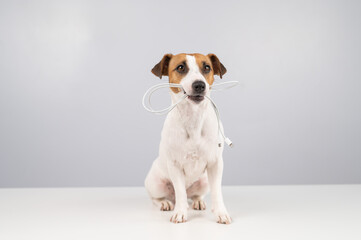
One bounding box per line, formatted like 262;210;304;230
205;95;233;147
142;81;239;147
211;80;239;91
142;83;187;115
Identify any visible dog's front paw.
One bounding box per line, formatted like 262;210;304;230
170;210;187;223
213;209;232;224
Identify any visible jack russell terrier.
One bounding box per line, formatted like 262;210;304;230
145;53;231;224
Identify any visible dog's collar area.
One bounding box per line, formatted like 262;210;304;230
142;81;239;148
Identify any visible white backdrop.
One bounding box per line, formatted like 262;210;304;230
0;0;360;187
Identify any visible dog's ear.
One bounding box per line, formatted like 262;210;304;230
151;54;173;79
207;54;227;79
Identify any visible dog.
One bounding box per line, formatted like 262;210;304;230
145;53;231;224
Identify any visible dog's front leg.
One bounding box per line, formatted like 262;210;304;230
168;162;188;223
208;157;232;224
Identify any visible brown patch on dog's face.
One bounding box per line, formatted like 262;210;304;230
193;53;215;86
168;54;188;93
151;53;227;93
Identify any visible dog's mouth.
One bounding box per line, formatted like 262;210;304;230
187;95;205;102
183;90;205;103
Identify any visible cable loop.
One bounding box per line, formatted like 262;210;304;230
142;81;239;147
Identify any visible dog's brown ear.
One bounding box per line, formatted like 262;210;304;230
151;54;173;79
207;54;227;79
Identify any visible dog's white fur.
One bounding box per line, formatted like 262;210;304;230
145;55;231;224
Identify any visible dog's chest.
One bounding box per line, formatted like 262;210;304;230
179;151;207;186
176;134;215;183
162;101;219;181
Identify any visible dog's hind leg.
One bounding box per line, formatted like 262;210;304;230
145;159;174;211
186;175;209;210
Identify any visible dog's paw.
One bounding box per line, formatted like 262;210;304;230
214;210;232;224
160;200;174;211
170;210;187;223
192;199;206;210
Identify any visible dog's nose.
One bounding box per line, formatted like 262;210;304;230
192;81;206;94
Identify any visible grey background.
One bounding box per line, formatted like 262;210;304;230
0;0;360;187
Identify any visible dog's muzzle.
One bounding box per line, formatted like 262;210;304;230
187;80;206;103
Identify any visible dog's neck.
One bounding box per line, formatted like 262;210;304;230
171;94;210;139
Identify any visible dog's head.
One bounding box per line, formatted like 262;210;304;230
151;53;227;103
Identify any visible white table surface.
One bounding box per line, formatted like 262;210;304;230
1;185;360;240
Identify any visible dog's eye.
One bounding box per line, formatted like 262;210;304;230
204;65;211;73
176;64;185;72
